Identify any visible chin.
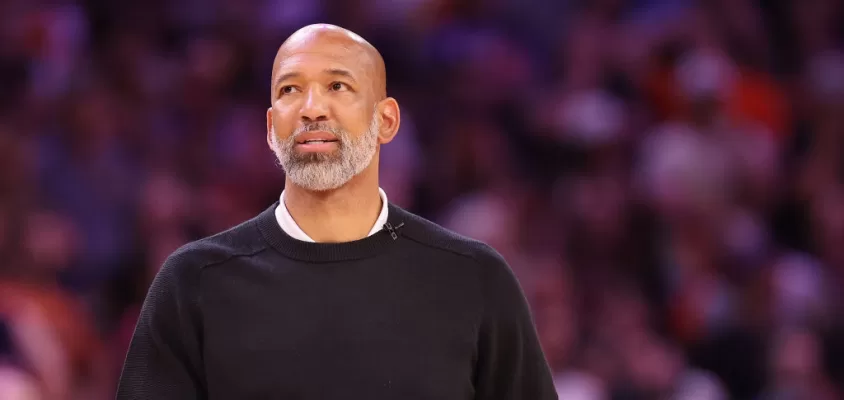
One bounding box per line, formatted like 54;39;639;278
294;152;339;163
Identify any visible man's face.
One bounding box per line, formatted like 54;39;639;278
267;35;381;191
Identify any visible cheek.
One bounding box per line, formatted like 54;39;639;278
335;107;371;135
270;108;297;137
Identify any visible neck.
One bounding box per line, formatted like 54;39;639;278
283;167;382;243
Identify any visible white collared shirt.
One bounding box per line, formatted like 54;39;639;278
275;188;390;242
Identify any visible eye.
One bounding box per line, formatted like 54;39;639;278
280;85;299;95
329;82;349;91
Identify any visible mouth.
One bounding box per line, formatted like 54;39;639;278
294;131;340;153
298;139;339;144
294;130;338;143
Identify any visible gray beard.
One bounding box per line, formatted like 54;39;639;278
272;113;379;191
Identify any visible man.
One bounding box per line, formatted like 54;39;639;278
116;24;557;399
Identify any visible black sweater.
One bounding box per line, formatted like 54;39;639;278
116;202;557;399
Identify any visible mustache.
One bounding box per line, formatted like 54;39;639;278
291;123;345;139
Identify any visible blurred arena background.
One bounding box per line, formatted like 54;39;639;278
1;0;843;398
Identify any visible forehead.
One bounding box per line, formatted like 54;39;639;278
274;38;374;80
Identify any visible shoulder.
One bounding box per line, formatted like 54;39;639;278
158;210;271;281
390;204;508;269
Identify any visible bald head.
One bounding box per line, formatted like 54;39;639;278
271;24;386;102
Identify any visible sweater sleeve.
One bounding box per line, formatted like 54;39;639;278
473;246;558;400
116;249;207;400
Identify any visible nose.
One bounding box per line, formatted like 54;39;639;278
300;86;329;122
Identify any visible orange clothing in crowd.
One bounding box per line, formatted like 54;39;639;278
647;66;792;141
0;280;102;379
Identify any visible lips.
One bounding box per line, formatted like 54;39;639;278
292;130;340;153
295;131;339;145
300;139;336;144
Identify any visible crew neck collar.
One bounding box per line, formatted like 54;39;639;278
256;201;409;263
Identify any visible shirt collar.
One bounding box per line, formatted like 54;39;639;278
275;188;390;243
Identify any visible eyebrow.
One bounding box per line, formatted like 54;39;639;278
274;68;357;90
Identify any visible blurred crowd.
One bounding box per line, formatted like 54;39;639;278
1;0;843;398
